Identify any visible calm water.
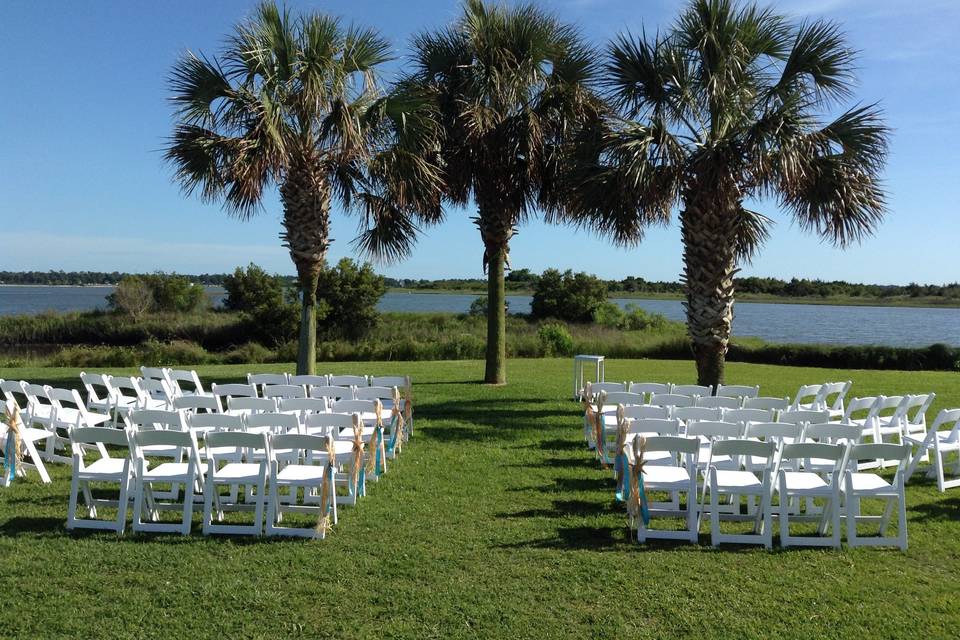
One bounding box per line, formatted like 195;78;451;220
1;285;958;348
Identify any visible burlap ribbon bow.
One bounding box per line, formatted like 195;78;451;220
3;405;23;484
626;434;651;531
349;413;365;497
314;436;337;537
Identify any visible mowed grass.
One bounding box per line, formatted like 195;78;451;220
0;358;958;639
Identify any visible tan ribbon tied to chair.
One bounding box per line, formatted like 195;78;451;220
374;398;384;428
614;404;629;487
314;435;337;537
592;391;608;468
3;404;23;479
350;413;365;495
390;387;405;454
403;378;413;436
626;434;648;531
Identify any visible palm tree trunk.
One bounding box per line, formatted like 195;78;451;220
680;178;739;387
476;206;514;385
280;159;331;376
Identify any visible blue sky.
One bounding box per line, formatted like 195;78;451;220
1;0;957;284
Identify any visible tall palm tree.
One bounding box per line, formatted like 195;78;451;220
563;0;889;385
405;0;603;383
165;2;442;374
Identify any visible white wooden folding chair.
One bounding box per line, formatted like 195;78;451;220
790;384;824;411
128;409;190;501
141;367;175;395
778;410;831;429
173;394;223;414
226;396;278;417
700;439;777;548
262;384;307;401
106;376;144;427
696;395;741;410
328;374;368;388
289;374;329;389
368;375;414;439
47;387;112;462
136;377;174;411
904;409;960;492
1;399;53;484
210;383;258;408
130;428;203;535
586;382;627;398
265;433;338;539
302;413;359;504
594;392;646;449
815;381;852;420
79;372;116;417
66;426;133;534
202;430;269;536
22;383;56;433
629;435;700;544
899;393;935;443
777;441;848;548
715;384;760;400
650;393;695;410
627;383;672;404
844;443;910;550
743;396;790;415
167;369;208;397
278;398;328;425
672;406;723;432
247;373;289;396
687;420;742;472
309;384;356;402
330;399;386;476
673;384;713;398
724;408;775;431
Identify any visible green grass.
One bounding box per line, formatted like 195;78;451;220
1;358;959;638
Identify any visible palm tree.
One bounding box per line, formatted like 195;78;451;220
405;0;603;383
165;2;442;374
563;0;889;386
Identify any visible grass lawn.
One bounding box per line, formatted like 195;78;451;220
0;358;958;639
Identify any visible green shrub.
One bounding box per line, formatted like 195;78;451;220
222;263;285;312
593;301;625;328
223;342;274;365
316;258;386;340
468;296;488;317
106;276;153;318
142;340;212;366
531;269;608;322
537;323;574;357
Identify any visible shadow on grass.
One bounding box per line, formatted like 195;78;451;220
0;516;65;537
910;495;960;522
496;499;609;519
495;525;631;551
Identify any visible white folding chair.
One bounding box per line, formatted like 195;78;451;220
816;381;852;420
278;398;329;424
696;395;741;410
904;409;960;492
790;384;824;411
106;376;144;426
650;393;695;409
779;410;831;428
628;435;699;544
47;387;112;462
226;396;278;417
687;420;742;472
22;383;56;432
289;374;329;395
777;441;847;548
66;426;133;533
743;396;790;415
136;377;174;411
202;430;269;536
210;383;258;407
672;384;713;398
700;439;776;549
247;373;289;395
173;394;223;414
265;433;338;539
167;369;208;397
724;408;774;430
871;395;908;453
79;372;116;417
844;443;910;550
303;413;361;504
329;400;386;478
141;367;174;395
328;374;368;388
715;384;760;400
672;406;723;431
369;375;414;439
899;393;935;442
130;428;203;535
310;385;356;402
262;384;307;401
1;399;53;484
627;383;672;404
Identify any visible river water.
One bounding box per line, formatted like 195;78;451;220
1;285;957;348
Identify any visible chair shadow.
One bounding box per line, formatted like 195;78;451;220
0;516;65;537
910;495;960;522
494;525;631;551
496;499;610;519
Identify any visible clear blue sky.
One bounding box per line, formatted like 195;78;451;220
1;0;957;284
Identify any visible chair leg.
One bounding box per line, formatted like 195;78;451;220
132;475;146;532
67;468;81;530
23;439;51;484
253;471;266;536
202;477;214;534
762;493;773;550
116;474;130;535
181;479;194;536
845;493;858;547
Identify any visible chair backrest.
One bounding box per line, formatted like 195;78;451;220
132;428;201;462
79;372;114;407
129;409;188;432
803;422;861;444
204;430;269;464
816;381;852;411
696;395;741;410
745;421;803;443
247;373;289;389
671;406;723;425
23;383;53;409
141;366;172;383
69;426;131;464
781;442;845;467
355;386;396;402
588;382;627;396
369;375;411;389
841;396;881;423
636;435;699;455
278;398;328;415
778;410;831;426
724;408;774;426
601;391;645;408
620;405;670;421
875;395;905;419
262;384;307;400
710;438;775;462
715;384;760;399
227;397;278;415
172;394;223;414
743;396;790;412
47;387;89;425
270;433;334;461
138;376;174;402
211;383;258;401
685;420;741;439
304;412;355;436
627;382;672;400
188;412;243;433
244;412;301;435
649;393;695;408
847;443;911;474
0;379;29;412
791;384;824;410
930;408;960;436
627;418;681;436
309;385;355;401
328;374;368;387
330;399;379;416
110;376;144;404
901;393;935;429
288;373;330;388
167;369;206;396
672;384;713;397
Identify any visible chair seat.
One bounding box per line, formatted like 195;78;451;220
905;432;959;449
142;398;169;411
845;472;893;493
141;444;180;456
80;457;128;478
276;465;328;484
55;409;111;427
212;463;263;482
142;462;192;481
643;466;693;490
18;426;53;444
337;427;378;442
780;471;830;493
711;470;763;491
